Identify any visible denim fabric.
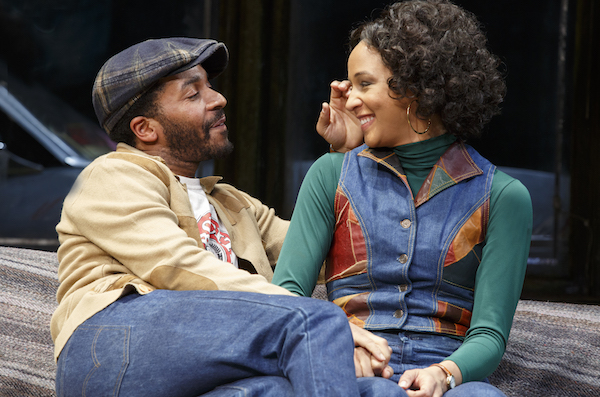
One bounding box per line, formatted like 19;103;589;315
374;331;465;379
55;290;362;397
199;376;410;397
445;381;506;397
357;377;408;396
358;376;505;397
374;331;505;396
200;377;295;397
327;142;495;335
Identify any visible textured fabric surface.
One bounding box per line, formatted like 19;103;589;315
488;300;600;396
0;246;57;397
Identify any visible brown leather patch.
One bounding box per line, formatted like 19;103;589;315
149;266;218;291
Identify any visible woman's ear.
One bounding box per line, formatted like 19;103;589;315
130;116;161;144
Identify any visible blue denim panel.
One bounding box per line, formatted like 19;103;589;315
329;145;415;329
373;331;462;378
356;377;409;396
445;381;506;397
201;376;295;397
405;145;495;334
56;325;130;397
372;332;506;396
56;290;361;397
204;377;414;397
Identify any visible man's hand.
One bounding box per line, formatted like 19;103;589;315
317;80;363;153
349;322;393;379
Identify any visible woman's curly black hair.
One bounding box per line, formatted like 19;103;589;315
350;0;506;139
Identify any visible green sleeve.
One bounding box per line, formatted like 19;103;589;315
447;170;533;382
272;152;344;296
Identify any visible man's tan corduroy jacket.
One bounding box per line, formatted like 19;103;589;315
51;143;293;360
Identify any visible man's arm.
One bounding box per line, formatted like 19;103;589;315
57;155;294;297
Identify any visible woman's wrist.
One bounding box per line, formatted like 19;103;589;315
429;363;456;391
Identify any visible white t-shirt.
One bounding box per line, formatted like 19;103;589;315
179;176;238;267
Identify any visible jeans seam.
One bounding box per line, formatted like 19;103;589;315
297;307;317;395
113;326;130;396
82;326;103;397
56;333;72;397
76;325;130;397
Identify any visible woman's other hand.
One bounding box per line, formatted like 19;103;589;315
317;80;363;152
398;361;462;397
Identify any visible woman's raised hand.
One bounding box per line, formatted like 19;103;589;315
316;80;363;152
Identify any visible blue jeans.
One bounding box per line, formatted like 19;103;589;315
202;377;407;397
55;290;404;397
373;331;506;396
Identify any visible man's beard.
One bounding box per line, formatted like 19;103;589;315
160;110;234;162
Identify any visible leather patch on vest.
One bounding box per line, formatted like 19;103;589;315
434;300;472;336
332;293;370;328
326;188;367;282
415;142;483;207
443;199;490;290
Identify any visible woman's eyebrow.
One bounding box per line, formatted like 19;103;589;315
351;71;373;79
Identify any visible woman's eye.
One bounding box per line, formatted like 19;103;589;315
360;81;372;87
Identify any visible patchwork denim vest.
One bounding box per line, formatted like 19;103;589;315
325;141;495;337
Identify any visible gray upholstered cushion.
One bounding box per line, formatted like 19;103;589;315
0;247;57;397
489;300;600;396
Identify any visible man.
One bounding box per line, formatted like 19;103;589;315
52;37;400;396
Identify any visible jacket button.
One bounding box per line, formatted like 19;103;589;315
401;219;412;228
398;254;408;264
399;284;408;292
393;309;404;318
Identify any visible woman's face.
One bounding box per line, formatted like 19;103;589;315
346;41;416;148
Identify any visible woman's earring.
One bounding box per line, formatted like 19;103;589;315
407;100;431;135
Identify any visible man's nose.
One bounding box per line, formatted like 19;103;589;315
209;90;227;109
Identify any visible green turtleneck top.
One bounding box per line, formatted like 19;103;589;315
272;133;532;382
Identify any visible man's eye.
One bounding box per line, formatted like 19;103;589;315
189;92;199;98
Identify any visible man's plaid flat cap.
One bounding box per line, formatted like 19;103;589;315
92;37;228;133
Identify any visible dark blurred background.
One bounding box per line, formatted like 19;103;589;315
1;0;598;302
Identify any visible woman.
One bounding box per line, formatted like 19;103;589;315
273;1;532;396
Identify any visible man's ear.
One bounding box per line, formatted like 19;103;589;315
130;116;162;144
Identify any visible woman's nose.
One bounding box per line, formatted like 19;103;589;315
345;88;361;112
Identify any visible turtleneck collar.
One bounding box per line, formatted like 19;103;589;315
391;133;458;194
393;133;457;169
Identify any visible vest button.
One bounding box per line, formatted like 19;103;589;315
399;284;408;292
398;254;408;264
401;219;412;228
393;309;404;318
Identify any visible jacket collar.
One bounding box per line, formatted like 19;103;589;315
116;142;167;164
358;141;483;207
115;143;224;193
